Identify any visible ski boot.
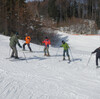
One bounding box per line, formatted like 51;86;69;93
15;56;19;59
68;56;71;62
96;65;98;68
47;53;50;56
44;53;46;56
11;55;14;58
63;56;65;60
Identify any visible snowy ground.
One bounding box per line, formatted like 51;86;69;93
0;33;100;99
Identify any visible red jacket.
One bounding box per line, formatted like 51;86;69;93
42;39;51;47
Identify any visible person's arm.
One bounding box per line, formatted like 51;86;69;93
42;40;45;43
92;49;98;54
48;40;51;45
15;37;22;48
25;37;26;41
65;43;69;48
60;44;63;47
18;42;22;48
29;37;31;41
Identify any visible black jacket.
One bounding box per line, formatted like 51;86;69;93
92;48;100;57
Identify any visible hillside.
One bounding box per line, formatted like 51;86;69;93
0;33;100;99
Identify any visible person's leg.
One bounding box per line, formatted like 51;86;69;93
23;43;26;50
27;43;32;51
13;46;18;58
96;56;99;67
11;47;14;57
66;49;70;61
44;47;46;55
63;50;66;60
47;47;50;56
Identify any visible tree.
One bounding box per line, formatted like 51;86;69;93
48;0;58;20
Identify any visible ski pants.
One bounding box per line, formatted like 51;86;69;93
44;47;49;55
10;46;18;57
96;56;100;66
23;43;32;51
63;49;70;58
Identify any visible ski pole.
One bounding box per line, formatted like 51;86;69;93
23;52;28;63
69;47;74;61
9;48;11;57
55;47;60;57
87;54;92;66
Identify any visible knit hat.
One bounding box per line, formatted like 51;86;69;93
62;40;64;43
62;40;66;44
25;33;28;36
45;37;48;39
16;32;19;35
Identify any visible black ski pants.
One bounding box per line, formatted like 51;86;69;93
96;56;100;66
23;43;32;51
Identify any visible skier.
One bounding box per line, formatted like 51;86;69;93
23;33;32;52
92;47;100;67
9;32;22;59
60;40;71;62
42;37;51;56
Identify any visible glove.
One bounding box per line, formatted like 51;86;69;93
91;52;93;54
18;43;22;48
20;46;22;48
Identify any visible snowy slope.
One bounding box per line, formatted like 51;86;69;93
0;33;100;99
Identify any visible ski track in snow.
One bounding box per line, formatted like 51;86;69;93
0;34;100;99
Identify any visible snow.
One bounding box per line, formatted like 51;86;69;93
0;33;100;99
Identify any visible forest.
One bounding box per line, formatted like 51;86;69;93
0;0;100;43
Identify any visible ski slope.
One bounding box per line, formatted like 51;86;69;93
0;33;100;99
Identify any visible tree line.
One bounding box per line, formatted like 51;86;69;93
0;0;32;36
0;0;100;41
47;0;100;27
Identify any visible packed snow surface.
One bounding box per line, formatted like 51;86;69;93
0;33;100;99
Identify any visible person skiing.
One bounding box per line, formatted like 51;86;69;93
42;37;51;56
9;32;22;59
23;33;32;52
92;47;100;67
60;40;70;62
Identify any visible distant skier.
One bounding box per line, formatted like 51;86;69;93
23;33;32;52
9;32;22;59
92;47;100;67
42;37;51;56
60;40;70;62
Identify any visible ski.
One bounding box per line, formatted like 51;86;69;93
19;50;33;53
9;58;26;62
96;66;100;69
59;59;71;63
6;57;26;61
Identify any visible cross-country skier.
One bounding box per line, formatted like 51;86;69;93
60;40;70;62
92;47;100;67
42;37;51;56
9;32;22;59
23;33;32;52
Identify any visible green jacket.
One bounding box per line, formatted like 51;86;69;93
60;43;69;50
9;35;21;47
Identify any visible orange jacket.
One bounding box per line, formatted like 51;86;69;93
25;36;31;44
42;39;51;47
